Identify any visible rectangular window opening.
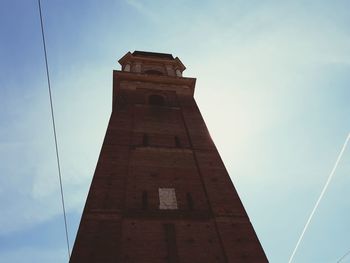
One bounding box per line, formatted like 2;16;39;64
163;224;178;263
174;136;181;148
142;191;148;210
186;192;194;211
143;134;149;146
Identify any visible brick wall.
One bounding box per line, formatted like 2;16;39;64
70;63;267;263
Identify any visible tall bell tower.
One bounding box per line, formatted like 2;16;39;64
70;51;268;262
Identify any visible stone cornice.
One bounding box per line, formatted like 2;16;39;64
113;70;196;94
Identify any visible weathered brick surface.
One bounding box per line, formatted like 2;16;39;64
70;52;268;263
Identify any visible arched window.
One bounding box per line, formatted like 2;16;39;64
175;69;182;77
124;64;131;72
144;69;163;75
148;94;165;106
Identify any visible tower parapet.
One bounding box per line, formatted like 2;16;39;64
118;51;185;77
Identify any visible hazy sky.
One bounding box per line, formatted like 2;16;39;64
1;0;350;262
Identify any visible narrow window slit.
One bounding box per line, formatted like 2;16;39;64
142;191;148;210
143;134;149;146
163;224;178;263
186;192;194;210
174;136;181;148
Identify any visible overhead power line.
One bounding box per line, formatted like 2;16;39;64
37;0;71;259
288;133;350;263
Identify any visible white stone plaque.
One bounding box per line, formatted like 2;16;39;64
159;188;178;210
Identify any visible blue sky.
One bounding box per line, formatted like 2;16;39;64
1;0;350;262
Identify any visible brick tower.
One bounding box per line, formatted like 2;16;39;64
70;51;268;262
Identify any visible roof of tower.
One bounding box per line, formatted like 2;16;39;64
132;51;174;60
118;51;186;71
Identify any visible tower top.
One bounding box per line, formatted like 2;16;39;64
132;51;174;60
118;51;186;77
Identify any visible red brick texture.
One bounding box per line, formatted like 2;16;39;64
70;52;268;263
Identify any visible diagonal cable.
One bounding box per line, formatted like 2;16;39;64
337;249;350;263
37;0;71;258
288;133;350;263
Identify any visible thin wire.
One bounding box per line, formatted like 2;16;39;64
37;0;71;258
338;249;350;263
288;133;350;263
